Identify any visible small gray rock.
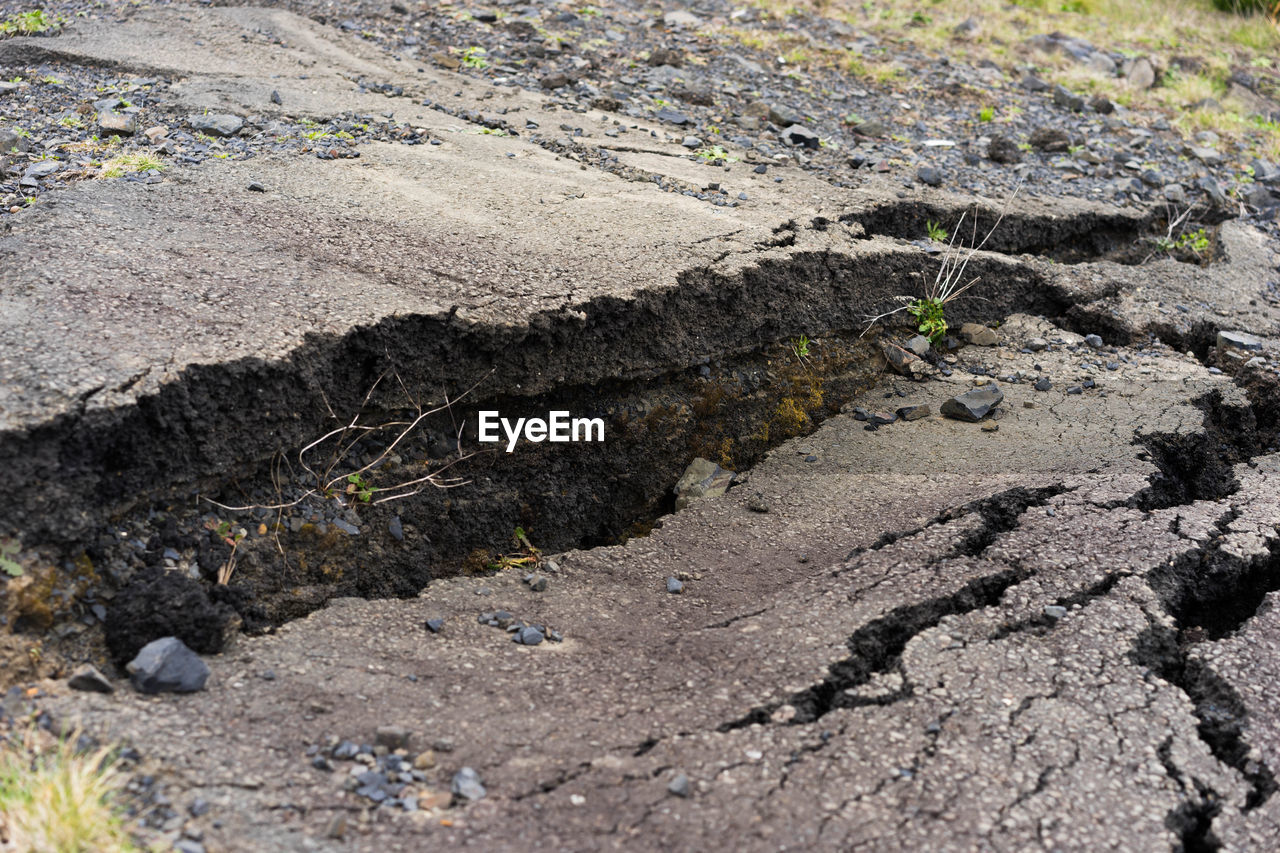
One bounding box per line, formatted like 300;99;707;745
68;664;114;694
674;458;734;509
332;518;359;535
904;335;931;357
376;726;411;751
23;160;61;180
1126;57;1156;89
127;637;209;694
451;767;486;802
667;577;684;594
768;104;804;127
190;113;244;137
1052;85;1084;112
97;111;137;136
1083;334;1104;348
516;626;545;645
896;404;931;422
1217;330;1264;351
941;385;1004;422
1027;337;1048;352
916;166;944;187
1044;605;1068;619
781;124;820;149
656;106;691;125
959;323;998;346
0;129;30;154
1086;52;1116;76
1188;146;1222;165
668;773;691;797
1197;175;1229;207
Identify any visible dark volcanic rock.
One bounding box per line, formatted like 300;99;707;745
1217;330;1263;351
1052;85;1084;112
987;135;1022;164
68;664;114;694
781;125;820;149
190;113;244;137
452;767;487;801
916;166;944;186
941;385;1004;422
1029;127;1072;152
105;566;237;667
97;110;137;136
127;637;210;694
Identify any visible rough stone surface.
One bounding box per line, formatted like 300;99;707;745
958;322;999;346
189;113;243;137
1219;330;1265;351
674;458;734;510
126;637;210;694
67;664;113;694
940;384;1005;421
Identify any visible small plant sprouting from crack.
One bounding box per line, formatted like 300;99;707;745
344;472;376;503
907;296;947;343
1147;202;1212;262
694;145;738;163
460;46;489;69
1155;228;1211;256
488;526;542;571
790;333;812;361
0;10;65;37
0;538;21;577
977;105;995;122
925;219;947;242
204;519;246;585
863;187;1019;344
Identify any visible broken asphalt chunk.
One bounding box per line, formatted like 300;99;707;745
941;385;1004;422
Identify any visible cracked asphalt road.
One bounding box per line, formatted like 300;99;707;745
4;5;1280;852
33;316;1280;851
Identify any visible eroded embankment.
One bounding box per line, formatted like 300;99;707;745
0;200;1258;681
0;242;1055;548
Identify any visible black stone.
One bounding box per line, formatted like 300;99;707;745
916;166;944;186
127;637;210;694
940;385;1004;422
